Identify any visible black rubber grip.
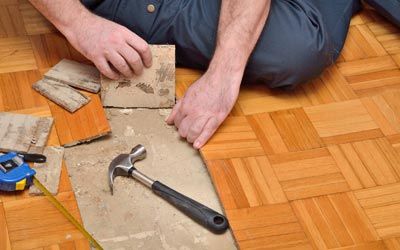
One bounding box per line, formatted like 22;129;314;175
19;153;47;163
152;181;229;234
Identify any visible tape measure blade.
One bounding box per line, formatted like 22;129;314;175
33;177;103;249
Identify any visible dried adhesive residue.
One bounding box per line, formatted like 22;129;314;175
156;63;174;82
136;82;154;94
116;79;131;89
158;89;169;96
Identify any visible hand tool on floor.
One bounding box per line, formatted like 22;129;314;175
108;144;229;234
0;152;103;249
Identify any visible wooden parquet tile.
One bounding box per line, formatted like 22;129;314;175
1;1;400;249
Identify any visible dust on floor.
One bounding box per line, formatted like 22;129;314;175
64;109;236;250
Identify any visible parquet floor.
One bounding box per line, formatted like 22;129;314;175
176;8;400;250
0;1;400;249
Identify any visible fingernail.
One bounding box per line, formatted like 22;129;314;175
194;141;200;148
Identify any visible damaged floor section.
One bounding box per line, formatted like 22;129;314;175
64;108;235;249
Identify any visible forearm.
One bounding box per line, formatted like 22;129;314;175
28;0;92;37
209;0;271;76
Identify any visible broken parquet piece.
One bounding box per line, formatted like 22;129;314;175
0;112;53;153
32;78;90;113
101;45;175;108
44;59;100;93
29;146;64;195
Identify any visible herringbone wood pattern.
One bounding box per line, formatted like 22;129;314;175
0;1;399;249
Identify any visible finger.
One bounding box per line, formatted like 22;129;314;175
174;109;186;128
187;116;209;143
178;116;195;138
118;45;144;75
94;57;120;80
106;51;134;78
126;34;152;68
166;99;182;125
193;117;219;149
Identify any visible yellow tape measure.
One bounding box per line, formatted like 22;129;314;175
33;177;103;249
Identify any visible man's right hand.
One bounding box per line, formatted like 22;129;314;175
65;13;152;79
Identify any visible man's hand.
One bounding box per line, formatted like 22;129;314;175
167;0;271;148
65;14;152;80
166;70;241;149
29;0;152;80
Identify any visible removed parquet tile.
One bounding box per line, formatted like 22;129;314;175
33;78;90;113
226;204;313;250
292;192;379;249
44;59;100;93
29;146;64;195
355;183;400;238
101;45;175;108
0;112;53;153
269;148;350;200
48;92;110;146
304;99;383;144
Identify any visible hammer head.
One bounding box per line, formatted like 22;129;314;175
108;144;146;194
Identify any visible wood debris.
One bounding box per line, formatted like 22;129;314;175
44;59;101;93
29;146;64;195
33;79;90;113
0;112;53;154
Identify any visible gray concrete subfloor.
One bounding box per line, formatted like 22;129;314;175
64;109;236;250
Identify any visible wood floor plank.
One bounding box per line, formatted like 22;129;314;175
0;203;12;250
0;36;37;74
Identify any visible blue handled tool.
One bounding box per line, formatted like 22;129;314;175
0;151;103;249
0;152;38;191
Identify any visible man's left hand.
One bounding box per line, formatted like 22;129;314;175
166;71;241;149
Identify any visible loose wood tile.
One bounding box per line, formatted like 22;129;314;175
292;192;379;249
33;78;90;113
355;183;400;239
0;112;53;153
44;59;100;93
0;37;37;74
269;148;350;200
29;146;64;195
101;45;175;108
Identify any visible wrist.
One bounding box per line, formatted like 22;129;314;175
56;6;93;41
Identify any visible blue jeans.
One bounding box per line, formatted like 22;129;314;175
82;0;361;88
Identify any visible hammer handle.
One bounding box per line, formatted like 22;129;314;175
152;181;229;234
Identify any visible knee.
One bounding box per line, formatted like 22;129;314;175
246;34;333;89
